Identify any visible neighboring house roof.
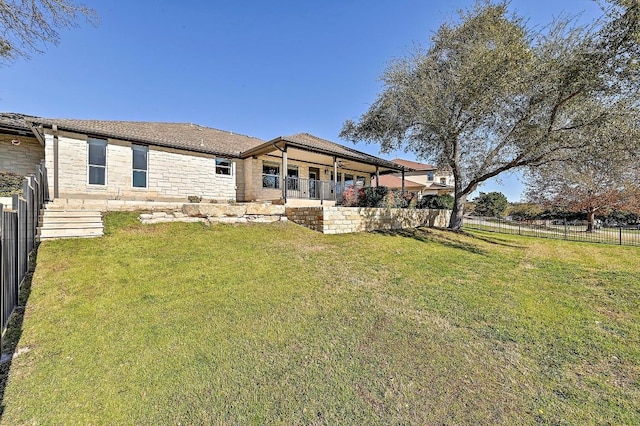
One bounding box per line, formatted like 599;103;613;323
243;133;407;171
372;175;425;190
31;118;264;158
392;158;437;171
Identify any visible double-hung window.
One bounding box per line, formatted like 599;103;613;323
88;137;107;185
132;144;148;188
427;171;435;182
216;158;232;175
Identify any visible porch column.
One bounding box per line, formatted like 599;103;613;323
401;168;406;198
282;145;288;202
333;156;338;200
53;124;59;199
375;166;380;187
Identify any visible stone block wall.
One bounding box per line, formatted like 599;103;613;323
287;206;451;234
0;134;44;176
285;207;325;232
44;130;238;201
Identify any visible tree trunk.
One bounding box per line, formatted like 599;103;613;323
448;193;467;230
586;210;596;232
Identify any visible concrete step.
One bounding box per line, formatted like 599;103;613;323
37;206;104;241
41;210;102;217
39;216;103;224
39;222;104;229
38;228;104;240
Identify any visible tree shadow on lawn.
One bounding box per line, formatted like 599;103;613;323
0;246;38;419
374;227;525;255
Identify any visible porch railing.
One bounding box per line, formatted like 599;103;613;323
285;177;337;201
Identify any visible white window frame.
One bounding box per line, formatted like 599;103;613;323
132;144;149;189
215;158;233;176
87;137;107;186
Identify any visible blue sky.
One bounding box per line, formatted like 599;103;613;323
0;0;602;200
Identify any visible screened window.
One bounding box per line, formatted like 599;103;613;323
216;158;232;175
132;144;148;188
262;162;280;189
88;138;107;185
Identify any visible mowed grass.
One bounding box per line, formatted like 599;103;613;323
2;213;640;425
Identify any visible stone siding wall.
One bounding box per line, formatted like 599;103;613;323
287;206;451;234
0;134;44;176
44;130;237;201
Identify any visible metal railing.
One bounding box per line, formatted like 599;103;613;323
1;161;48;341
285;177;336;201
464;216;640;247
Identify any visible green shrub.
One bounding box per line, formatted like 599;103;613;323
417;194;454;210
0;172;24;197
359;186;389;207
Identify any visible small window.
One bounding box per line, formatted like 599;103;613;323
216;158;232;176
427;171;435;181
88;138;107;185
262;162;280;189
440;177;446;185
132;144;148;188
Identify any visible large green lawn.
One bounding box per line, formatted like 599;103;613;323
2;213;639;424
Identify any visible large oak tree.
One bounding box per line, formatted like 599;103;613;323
340;1;640;230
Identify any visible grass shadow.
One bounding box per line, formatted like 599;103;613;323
374;227;490;255
460;229;527;249
0;245;38;419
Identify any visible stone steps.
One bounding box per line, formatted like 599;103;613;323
37;208;104;241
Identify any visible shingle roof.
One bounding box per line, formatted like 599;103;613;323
392;158;437;171
1;113;403;168
0;113;35;132
275;133;405;171
32;118;265;157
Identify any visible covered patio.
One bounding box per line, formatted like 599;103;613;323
240;133;410;205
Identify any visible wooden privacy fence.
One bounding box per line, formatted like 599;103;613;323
0;161;48;340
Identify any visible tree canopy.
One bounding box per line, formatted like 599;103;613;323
473;192;509;218
525;139;640;231
0;0;96;64
340;1;640;230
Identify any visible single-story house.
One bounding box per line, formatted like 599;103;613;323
1;113;410;206
371;158;455;198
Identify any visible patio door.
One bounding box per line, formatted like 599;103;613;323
309;167;320;199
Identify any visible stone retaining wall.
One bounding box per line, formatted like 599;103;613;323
287;206;451;234
139;203;287;225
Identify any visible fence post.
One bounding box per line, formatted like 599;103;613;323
620;226;623;246
0;204;3;345
564;219;568;240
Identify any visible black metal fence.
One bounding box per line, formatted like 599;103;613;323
0;161;47;341
464;215;640;247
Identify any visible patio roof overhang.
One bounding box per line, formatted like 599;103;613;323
240;136;410;175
